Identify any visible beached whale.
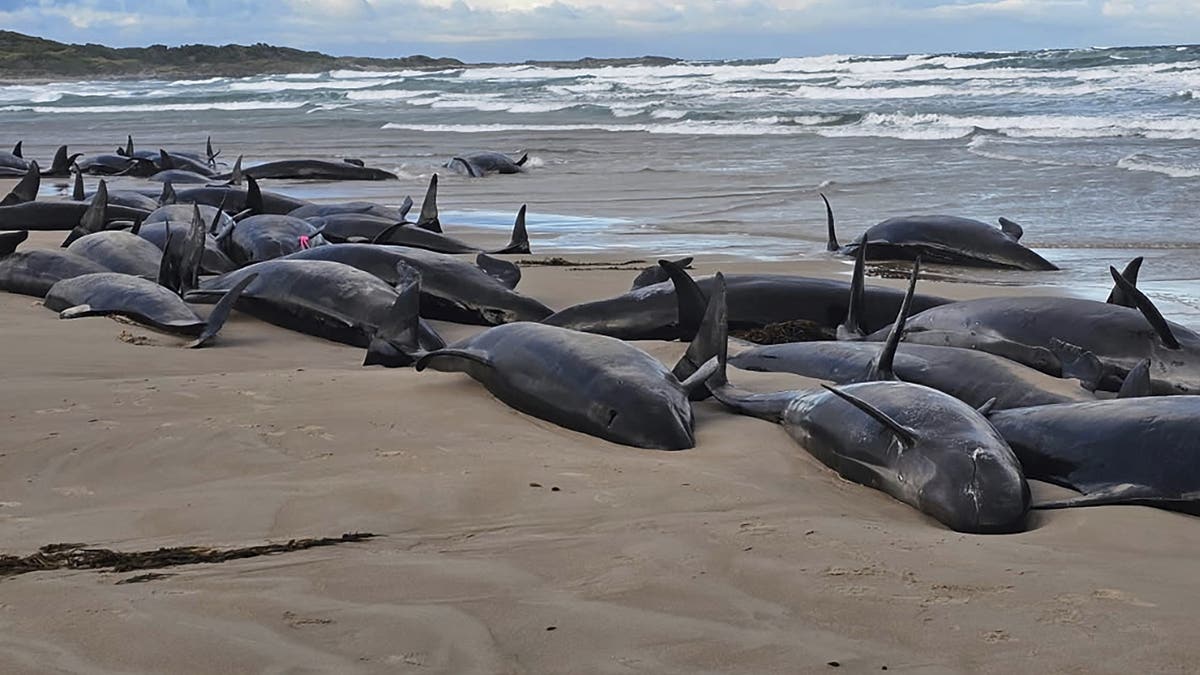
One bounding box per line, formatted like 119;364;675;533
238;159;397;181
415;321;717;450
823;194;1058;271
0;187;150;233
873;266;1200;393
370;204;531;255
283;244;552;325
445;152;528;177
300;175;439;235
44;272;255;348
544;269;949;342
989;394;1200;514
0;231;111;297
186;260;444;365
220;214;320;265
696;268;1030;533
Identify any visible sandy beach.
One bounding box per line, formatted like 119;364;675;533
2;216;1198;674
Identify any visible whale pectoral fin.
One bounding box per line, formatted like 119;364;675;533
674;272;727;400
343;158;365;167
821;384;916;448
660;258;709;340
1034;483;1198;511
976;397;997;415
1105;256;1143;307
398;195;414;220
679;357;720;398
414;348;494;375
59;304;98;320
1116;359;1152;398
1;163;39;206
869;257;921;381
1109;265;1180;349
476;252;522;289
515;153;529;167
187;273;256;348
1048;338;1104;391
0;230;29;257
998;217;1024;241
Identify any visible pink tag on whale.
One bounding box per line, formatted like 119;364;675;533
299;235;311;249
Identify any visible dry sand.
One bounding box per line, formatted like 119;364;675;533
1;223;1198;674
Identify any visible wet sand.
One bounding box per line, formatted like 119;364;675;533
1;220;1198;674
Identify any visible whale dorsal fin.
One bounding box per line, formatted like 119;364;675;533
63;179;107;247
822;193;838;252
1109;266;1180;349
416;174;440;232
11;140;21;158
869;257;921;381
227;155;244;186
343;158;365;167
679;357;720;398
158;149;175;170
1106;256;1143;308
2;162;40;207
998;217;1023;240
124;135;134;157
206;136;219;167
515;153;529;167
822;384;916;448
838;243;868;339
491;204;530;255
1117;359;1152;398
159;180;176;206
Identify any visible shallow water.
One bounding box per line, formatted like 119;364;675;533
3;45;1199;318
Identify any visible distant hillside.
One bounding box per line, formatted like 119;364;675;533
0;31;464;80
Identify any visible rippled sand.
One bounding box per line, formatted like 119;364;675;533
1;222;1197;673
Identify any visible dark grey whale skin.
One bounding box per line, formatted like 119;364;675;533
416;322;702;450
731;340;1097;410
876;295;1200;394
842;215;1058;271
284;244;552;325
989;396;1200;513
545;273;950;341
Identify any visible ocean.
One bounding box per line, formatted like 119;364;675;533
2;45;1198;314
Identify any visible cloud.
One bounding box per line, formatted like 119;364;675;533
1;0;1197;60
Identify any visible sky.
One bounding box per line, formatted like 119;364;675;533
0;0;1197;62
